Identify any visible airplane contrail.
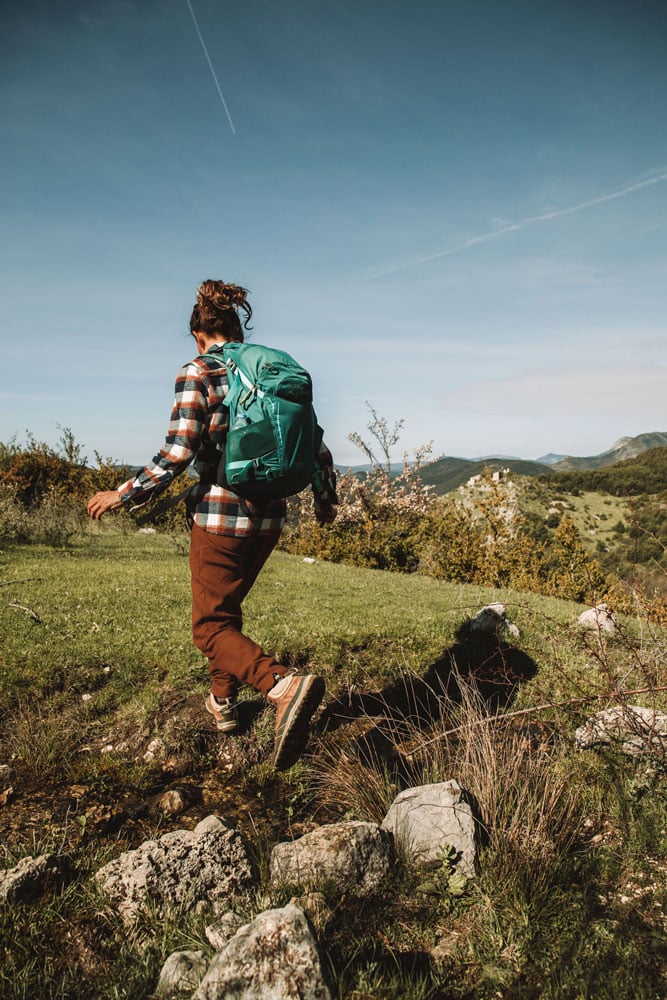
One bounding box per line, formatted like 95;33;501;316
370;170;667;278
185;0;236;135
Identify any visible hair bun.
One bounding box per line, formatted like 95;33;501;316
196;280;248;313
192;279;253;335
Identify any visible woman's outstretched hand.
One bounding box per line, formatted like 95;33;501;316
87;491;123;520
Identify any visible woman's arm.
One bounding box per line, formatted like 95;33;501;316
87;360;212;518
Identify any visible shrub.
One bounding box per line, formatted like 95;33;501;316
281;406;436;571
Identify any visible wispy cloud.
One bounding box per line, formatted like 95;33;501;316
442;365;667;421
369;171;667;278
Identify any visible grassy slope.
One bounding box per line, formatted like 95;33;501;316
1;530;666;1000
1;527;592;713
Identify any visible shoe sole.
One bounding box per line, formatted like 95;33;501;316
205;696;239;734
273;676;325;771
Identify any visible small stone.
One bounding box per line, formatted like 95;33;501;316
575;704;667;755
205;911;244;950
470;604;520;638
156;789;188;817
143;738;167;762
155;950;207;997
95;814;252;926
382;780;478;878
270;821;393;897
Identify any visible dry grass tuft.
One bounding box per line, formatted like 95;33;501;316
313;674;583;871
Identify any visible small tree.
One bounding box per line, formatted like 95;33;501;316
281;405;437;571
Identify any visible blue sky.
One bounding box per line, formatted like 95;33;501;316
1;0;665;469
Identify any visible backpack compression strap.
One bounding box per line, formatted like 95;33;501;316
223;353;265;403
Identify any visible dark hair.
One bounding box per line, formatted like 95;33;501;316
189;280;253;342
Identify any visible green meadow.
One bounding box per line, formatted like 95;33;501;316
1;528;666;999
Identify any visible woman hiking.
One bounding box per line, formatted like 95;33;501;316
87;280;337;770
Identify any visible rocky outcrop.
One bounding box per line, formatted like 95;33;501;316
381;780;478;878
270;821;393;897
95;815;252;925
576;704;667;756
192;903;331;1000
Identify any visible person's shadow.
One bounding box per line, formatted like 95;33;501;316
315;615;538;780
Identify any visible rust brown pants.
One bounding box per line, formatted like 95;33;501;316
189;522;287;701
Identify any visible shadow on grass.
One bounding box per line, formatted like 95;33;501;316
314;618;538;783
320;617;537;731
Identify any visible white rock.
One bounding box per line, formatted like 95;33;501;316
192;903;331;1000
382;780;478;878
0;854;64;903
205;910;244;950
95;815;252;925
155;950;207;997
577;603;617;634
270;821;393;897
143;738;167;762
470;604;520;638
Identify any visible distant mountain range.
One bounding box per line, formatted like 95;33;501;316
545;432;667;472
393;432;667;495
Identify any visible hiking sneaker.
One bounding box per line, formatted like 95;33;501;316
268;674;325;771
205;693;239;734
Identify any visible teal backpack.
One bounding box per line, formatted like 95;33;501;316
203;342;324;500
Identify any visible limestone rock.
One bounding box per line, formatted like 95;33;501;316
381;780;478;878
471;603;520;639
155;950;207;997
575;705;667;755
270;821;393;897
193;903;331;1000
205;910;244;950
95;815;252;925
0;853;65;903
577;603;617;634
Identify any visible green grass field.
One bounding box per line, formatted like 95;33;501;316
1;529;666;999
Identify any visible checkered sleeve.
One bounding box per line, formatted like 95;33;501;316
118;361;213;505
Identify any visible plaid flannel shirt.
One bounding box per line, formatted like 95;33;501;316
118;347;337;537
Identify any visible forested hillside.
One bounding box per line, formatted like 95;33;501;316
541;445;667;495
